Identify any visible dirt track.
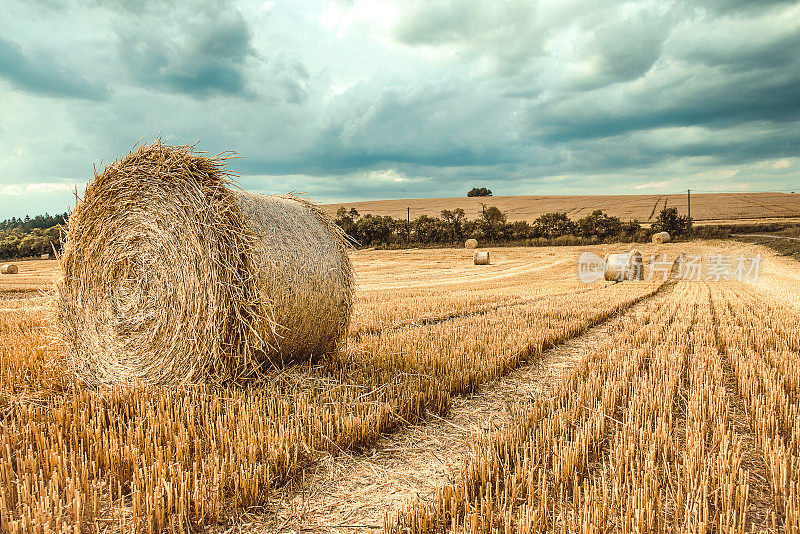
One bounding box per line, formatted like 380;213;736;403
244;290;665;533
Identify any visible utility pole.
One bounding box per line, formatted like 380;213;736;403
407;207;411;242
687;189;691;220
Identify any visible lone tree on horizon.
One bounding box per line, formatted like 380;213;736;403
653;207;692;236
467;187;492;197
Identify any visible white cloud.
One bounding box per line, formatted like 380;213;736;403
0;185;23;196
634;180;672;190
321;0;400;38
368;169;409;183
26;182;80;193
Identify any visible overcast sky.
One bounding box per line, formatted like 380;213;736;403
1;0;798;219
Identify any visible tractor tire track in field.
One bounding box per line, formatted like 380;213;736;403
246;286;670;533
718;353;776;531
648;195;663;220
734;233;800;242
709;288;776;532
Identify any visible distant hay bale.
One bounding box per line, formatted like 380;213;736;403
474;251;490;265
604;250;643;282
629;250;644;280
670;253;685;279
40;253;50;260
652;231;671;244
57;141;354;386
604;254;626;281
0;264;19;274
465;239;478;249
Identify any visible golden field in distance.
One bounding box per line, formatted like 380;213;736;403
322;192;800;225
0;259;59;293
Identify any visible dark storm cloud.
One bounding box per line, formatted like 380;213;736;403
531;123;798;179
235;77;525;176
574;10;676;90
527;65;800;143
0;36;108;100
697;0;798;15
676;22;800;72
655;128;798;166
381;0;800;159
517;4;800;144
115;4;255;97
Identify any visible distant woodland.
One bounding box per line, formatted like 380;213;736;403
335;206;691;247
0;213;67;260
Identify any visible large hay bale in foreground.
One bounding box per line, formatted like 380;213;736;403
652;231;671;244
464;239;478;249
57;141;354;386
604;250;644;281
474;251;490;265
1;264;18;274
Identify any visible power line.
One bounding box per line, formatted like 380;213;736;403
673;188;798;194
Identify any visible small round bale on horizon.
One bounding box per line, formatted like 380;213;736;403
465;238;478;249
0;264;19;274
652;231;671;244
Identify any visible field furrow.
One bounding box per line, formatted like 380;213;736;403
710;284;800;531
253;287;664;532
390;282;799;533
351;285;601;338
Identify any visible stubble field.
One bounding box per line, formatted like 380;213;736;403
1;240;799;533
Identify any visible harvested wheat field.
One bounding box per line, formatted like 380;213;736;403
1;240;799;533
323;193;800;225
0;258;59;293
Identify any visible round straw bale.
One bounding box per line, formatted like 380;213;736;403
0;264;19;274
670;253;685;279
629;250;644;280
604;254;626;281
57;141;354;386
464;238;478;249
604;250;643;281
652;231;671;244
474;251;490;265
40;253;50;260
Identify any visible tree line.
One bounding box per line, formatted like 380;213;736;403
0;212;68;232
336;206;691;247
0;213;68;260
0;205;692;259
0;226;62;260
